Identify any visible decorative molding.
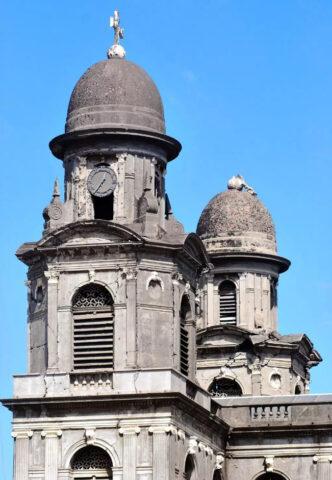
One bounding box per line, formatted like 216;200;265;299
146;271;164;291
188;436;198;455
198;441;206;452
215;452;225;470
205;446;213;457
177;429;185;441
88;269;96;283
12;430;33;440
41;430;62;439
119;426;141;435
148;425;177;435
313;454;332;464
85;428;96;445
44;268;60;284
264;455;274;472
122;267;138;281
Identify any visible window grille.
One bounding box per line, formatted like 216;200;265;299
180;297;191;376
72;284;114;370
71;446;112;470
219;281;237;325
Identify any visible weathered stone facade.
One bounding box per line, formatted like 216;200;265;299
2;35;331;480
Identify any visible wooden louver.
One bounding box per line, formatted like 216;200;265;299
219;281;237;325
180;322;189;376
72;284;114;370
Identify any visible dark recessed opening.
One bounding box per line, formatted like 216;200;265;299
92;193;114;220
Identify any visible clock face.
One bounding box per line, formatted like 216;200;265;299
87;166;117;198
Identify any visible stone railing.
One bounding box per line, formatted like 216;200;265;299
70;371;113;389
250;404;291;421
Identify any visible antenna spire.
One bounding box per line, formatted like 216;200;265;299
108;9;126;59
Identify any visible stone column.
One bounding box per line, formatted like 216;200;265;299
44;268;60;372
41;430;62;480
125;269;138;367
149;426;173;480
12;430;33;480
119;426;141;480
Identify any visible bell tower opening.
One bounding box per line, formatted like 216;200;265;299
72;284;114;371
71;445;113;479
92;193;114;221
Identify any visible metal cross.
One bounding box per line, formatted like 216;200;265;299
110;10;124;45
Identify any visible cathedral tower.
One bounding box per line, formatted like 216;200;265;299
3;12;227;480
195;175;321;397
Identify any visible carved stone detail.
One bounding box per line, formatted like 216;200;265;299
85;428;96;445
12;431;33;439
264;455;274;472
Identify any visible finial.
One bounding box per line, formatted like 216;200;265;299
52;178;60;198
108;9;126;59
227;175;256;195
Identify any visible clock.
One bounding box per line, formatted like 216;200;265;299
87;166;117;197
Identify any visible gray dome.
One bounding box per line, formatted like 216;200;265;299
65;58;165;134
197;189;277;255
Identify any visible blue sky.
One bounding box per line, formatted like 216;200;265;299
1;1;332;477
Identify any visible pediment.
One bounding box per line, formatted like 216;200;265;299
197;325;251;348
182;233;209;267
38;220;144;249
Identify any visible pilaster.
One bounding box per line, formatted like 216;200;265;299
41;430;62;480
172;275;181;369
125;268;138;367
148;426;174;480
119;426;141;480
207;273;215;327
44;268;59;371
12;430;33;480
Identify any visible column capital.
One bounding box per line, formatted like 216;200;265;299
118;426;140;435
41;430;62;439
44;268;60;284
148;425;177;435
12;430;33;439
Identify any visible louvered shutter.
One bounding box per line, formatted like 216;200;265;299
219;281;237;325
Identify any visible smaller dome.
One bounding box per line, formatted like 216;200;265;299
66;58;165;134
197;182;276;255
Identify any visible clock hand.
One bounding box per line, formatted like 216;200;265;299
94;174;106;194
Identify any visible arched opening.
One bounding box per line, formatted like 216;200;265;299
72;284;114;370
92;193;114;221
295;384;302;395
71;445;112;479
179;296;191;377
256;473;287;480
219;280;237;325
209;377;242;398
184;454;195;480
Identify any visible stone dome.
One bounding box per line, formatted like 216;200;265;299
65;58;165;134
197;187;277;255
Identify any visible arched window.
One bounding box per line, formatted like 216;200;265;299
71;446;112;479
72;284;114;370
213;470;223;480
209;378;242;398
179;296;191;377
184;454;195;480
256;474;286;480
219;281;237;325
